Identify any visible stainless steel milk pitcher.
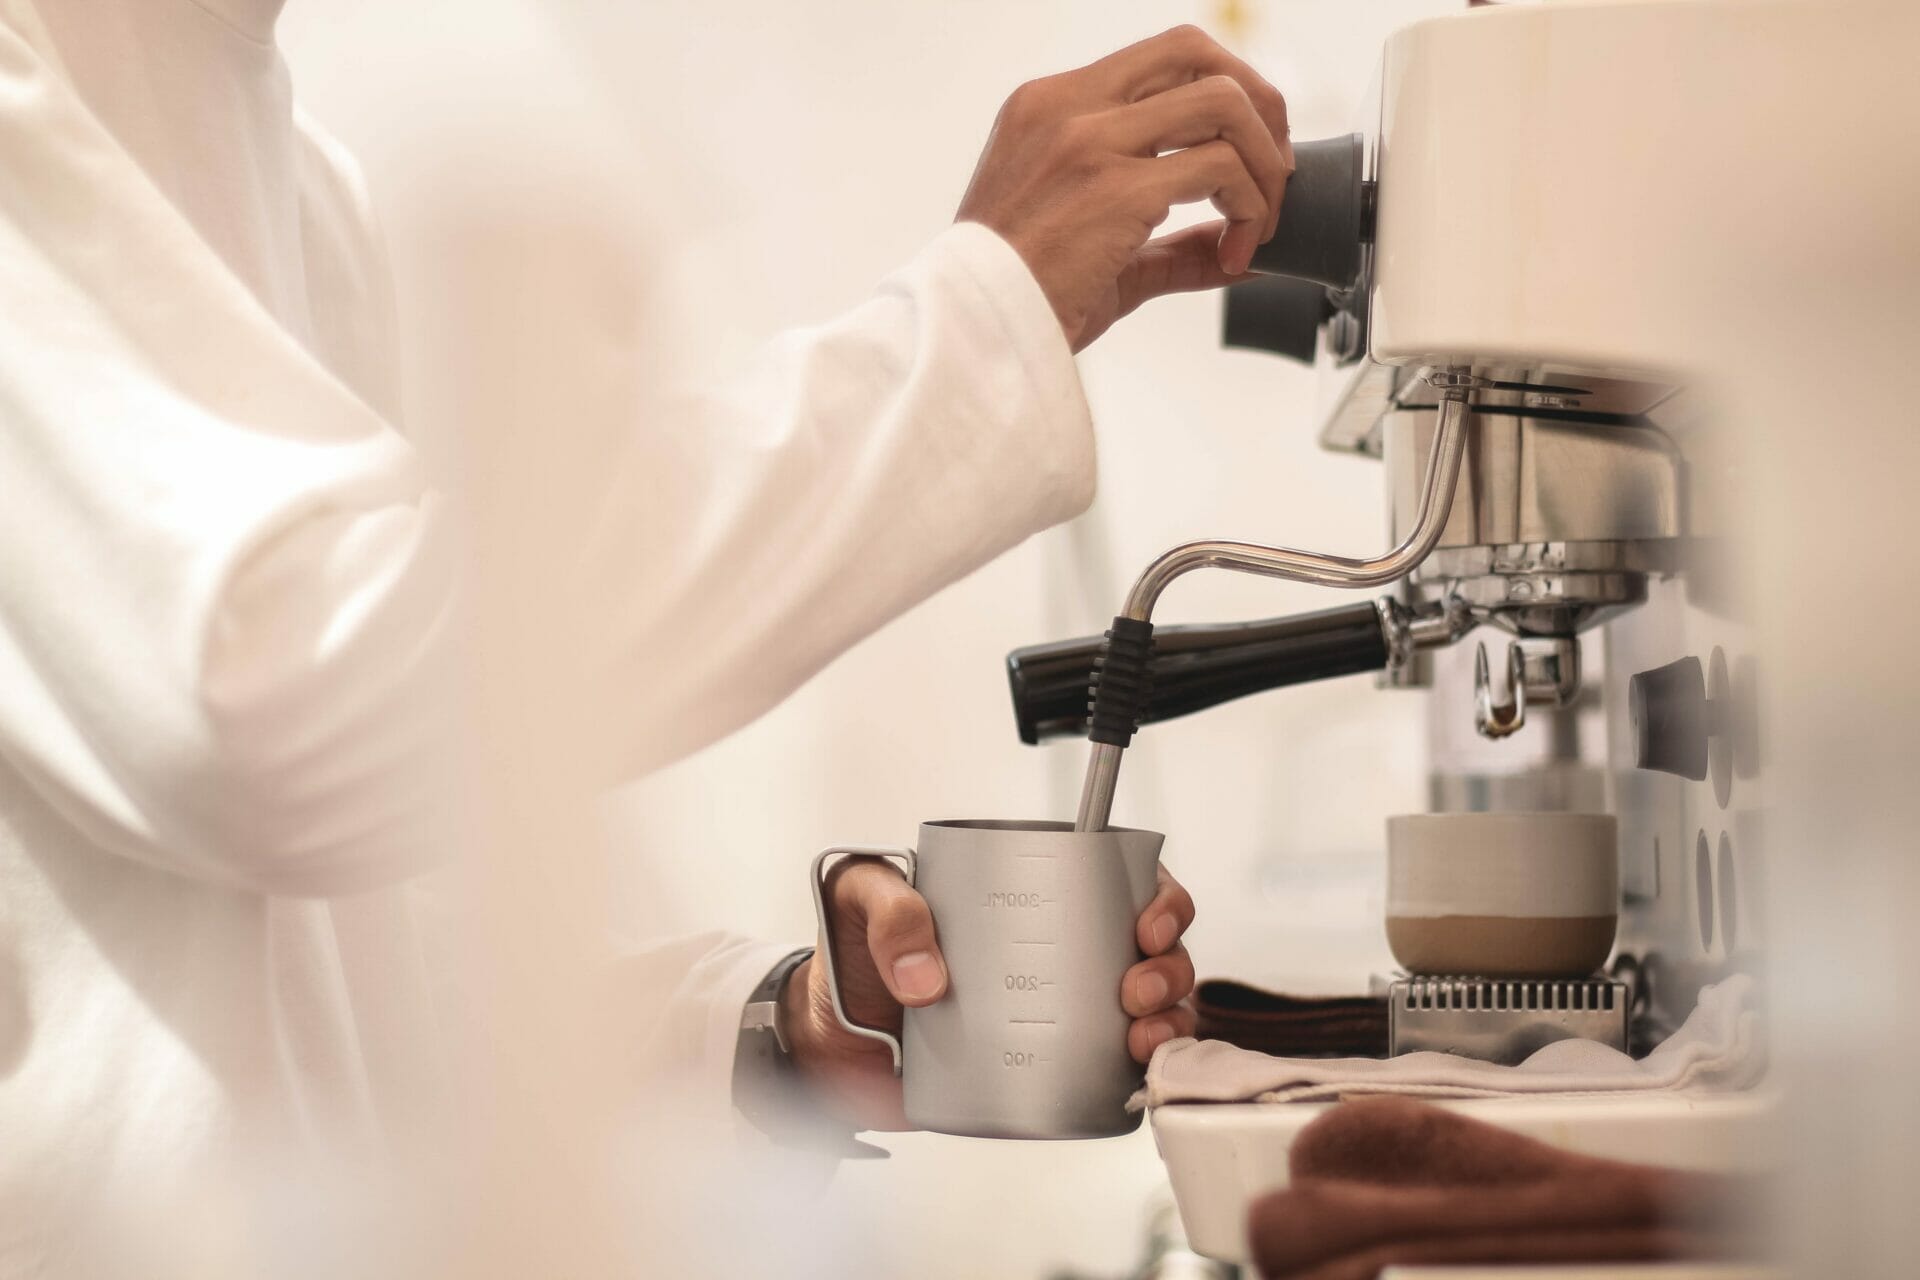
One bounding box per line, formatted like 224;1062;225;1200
810;819;1164;1139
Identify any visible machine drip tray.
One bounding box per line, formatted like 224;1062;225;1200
1387;975;1630;1065
1151;1091;1781;1265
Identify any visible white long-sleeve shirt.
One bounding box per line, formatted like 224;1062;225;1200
0;0;1093;1267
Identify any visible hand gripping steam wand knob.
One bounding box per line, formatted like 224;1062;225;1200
1072;371;1476;832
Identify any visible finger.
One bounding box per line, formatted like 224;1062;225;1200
1093;26;1292;184
1129;1004;1198;1064
1110;220;1248;322
1137;866;1198;956
1136;140;1268;273
1122;945;1196;1017
1218;219;1261;281
831;859;949;1005
1105;75;1289;244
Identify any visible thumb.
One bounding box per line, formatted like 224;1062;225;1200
834;860;949;1006
1114;219;1252;321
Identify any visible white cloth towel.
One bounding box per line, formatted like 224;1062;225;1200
1139;975;1763;1109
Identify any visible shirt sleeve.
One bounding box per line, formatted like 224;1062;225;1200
599;220;1095;775
0;14;458;894
0;16;1096;900
607;931;799;1130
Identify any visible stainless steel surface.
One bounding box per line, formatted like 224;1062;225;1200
1316;359;1399;457
1377;596;1413;672
1386;365;1679;420
1427;633;1608;815
1317;363;1679;461
1328;393;1688;746
1388;976;1629;1065
1378;408;1682;645
1073;373;1476;831
1385;411;1682;556
1474;635;1582;739
1379;594;1476;678
1606;584;1759;1039
1377;579;1443;689
812;822;1162;1139
1324;309;1364;364
1474;640;1529;738
1514;636;1582;708
1405;593;1474;651
1121;379;1474;619
1424;539;1677;579
1076;742;1124;834
1444;559;1650;638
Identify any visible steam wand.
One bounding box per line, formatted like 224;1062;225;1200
1072;370;1479;832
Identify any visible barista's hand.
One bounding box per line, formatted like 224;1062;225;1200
954;24;1293;351
784;858;1197;1130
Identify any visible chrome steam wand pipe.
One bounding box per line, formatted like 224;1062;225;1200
1073;371;1478;832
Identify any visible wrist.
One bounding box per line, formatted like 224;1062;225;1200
778;953;824;1067
775;952;912;1133
732;948;879;1155
777;953;869;1088
775;954;868;1124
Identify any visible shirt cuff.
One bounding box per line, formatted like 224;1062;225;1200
937;221;1097;523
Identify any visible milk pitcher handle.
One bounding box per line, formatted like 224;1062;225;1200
809;845;918;1076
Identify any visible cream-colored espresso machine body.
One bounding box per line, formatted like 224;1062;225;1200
1147;1;1820;1265
1364;0;1766;1041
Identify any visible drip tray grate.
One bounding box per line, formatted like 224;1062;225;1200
1387;975;1629;1065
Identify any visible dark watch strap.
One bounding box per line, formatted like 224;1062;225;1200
732;947;885;1157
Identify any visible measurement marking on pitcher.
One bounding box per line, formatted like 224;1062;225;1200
1002;1048;1057;1067
1011;939;1055;946
1008;1019;1056;1026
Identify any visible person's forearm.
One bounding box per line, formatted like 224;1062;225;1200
589;223;1096;778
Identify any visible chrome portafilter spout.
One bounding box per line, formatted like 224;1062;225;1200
1072;370;1478;833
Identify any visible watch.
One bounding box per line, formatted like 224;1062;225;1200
731;947;884;1157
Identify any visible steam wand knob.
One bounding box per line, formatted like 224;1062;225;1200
1628;655;1722;781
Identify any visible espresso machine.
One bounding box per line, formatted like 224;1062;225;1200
1003;2;1778;1265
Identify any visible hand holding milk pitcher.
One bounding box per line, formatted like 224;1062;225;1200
799;821;1195;1138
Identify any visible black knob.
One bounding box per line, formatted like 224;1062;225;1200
1628;656;1710;780
1247;133;1369;290
1222;276;1333;364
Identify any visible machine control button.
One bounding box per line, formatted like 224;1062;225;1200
1629;656;1715;780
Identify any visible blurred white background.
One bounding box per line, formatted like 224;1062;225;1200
281;3;1456;1275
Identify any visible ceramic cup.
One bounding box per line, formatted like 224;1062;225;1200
1386;811;1619;978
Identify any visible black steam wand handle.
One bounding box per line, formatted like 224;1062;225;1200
1006;601;1391;746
